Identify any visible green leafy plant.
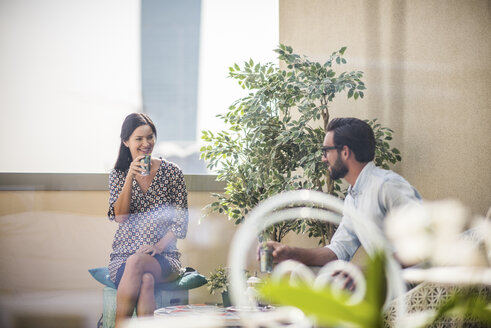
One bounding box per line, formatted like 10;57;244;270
259;255;491;327
424;288;491;327
370;119;401;169
207;265;230;295
258;252;387;327
200;44;401;244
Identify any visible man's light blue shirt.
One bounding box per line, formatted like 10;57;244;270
326;162;421;261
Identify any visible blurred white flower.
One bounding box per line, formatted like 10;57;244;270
432;239;485;267
385;199;489;267
429;199;468;242
467;216;491;265
385;202;432;266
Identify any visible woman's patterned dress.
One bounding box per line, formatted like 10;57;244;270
107;159;188;283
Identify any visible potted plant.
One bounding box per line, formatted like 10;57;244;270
200;44;401;245
207;265;231;307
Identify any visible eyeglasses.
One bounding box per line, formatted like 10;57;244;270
321;145;343;157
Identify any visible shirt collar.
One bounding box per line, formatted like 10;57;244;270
347;161;375;197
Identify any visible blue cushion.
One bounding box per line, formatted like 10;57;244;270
88;267;207;290
158;267;208;290
88;267;116;289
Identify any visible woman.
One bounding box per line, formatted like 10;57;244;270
107;113;188;326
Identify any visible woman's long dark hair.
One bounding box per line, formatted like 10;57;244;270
114;113;157;171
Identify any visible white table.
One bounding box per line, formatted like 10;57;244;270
121;304;310;328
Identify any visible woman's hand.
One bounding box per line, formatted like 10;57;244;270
136;244;163;256
127;155;148;179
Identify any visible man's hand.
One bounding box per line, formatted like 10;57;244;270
331;270;356;292
256;241;293;264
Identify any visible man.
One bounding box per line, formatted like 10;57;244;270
265;117;421;266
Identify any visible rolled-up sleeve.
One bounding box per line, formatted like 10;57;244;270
107;169;125;221
169;165;188;239
326;215;361;261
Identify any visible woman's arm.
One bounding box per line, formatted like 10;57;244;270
168;165;189;239
113;155;146;223
112;173;135;223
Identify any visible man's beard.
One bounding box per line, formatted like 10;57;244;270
329;157;348;180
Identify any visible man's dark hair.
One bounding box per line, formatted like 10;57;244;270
327;117;375;163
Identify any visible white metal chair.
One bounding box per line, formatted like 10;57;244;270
227;190;408;327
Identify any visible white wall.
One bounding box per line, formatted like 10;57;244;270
279;0;491;215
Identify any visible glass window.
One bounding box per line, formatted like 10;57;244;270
0;0;278;173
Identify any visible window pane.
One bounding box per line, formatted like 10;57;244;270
154;0;279;173
141;0;201;142
0;0;141;173
0;0;278;173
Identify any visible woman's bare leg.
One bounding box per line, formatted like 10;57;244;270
114;254;162;328
136;273;156;316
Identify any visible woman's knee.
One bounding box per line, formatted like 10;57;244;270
140;273;155;291
125;254;146;273
124;253;161;280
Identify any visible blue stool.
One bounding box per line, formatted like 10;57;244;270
89;267;207;328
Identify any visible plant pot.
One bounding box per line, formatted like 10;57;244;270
221;291;231;307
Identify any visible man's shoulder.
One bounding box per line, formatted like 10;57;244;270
357;163;418;200
374;167;422;204
370;166;407;185
365;166;418;200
